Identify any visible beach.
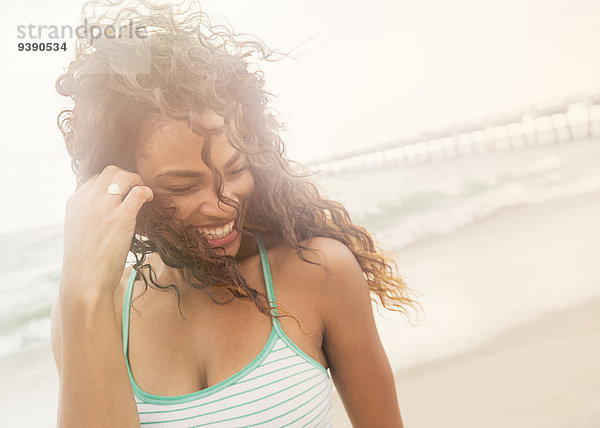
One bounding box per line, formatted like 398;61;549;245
331;189;600;427
331;296;600;427
0;343;58;427
1;190;599;427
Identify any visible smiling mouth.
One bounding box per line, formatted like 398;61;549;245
196;218;236;240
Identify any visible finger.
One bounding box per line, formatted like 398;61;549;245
104;170;145;202
90;165;122;196
118;185;154;218
92;165;143;197
75;172;101;195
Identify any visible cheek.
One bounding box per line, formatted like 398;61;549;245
152;190;197;219
172;199;195;219
229;172;255;199
240;172;256;198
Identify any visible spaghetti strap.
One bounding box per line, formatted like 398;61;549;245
254;230;279;319
122;266;137;355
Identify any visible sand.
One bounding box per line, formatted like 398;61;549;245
330;297;600;427
329;189;600;427
2;190;599;427
0;344;58;427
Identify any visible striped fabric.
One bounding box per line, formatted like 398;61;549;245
122;230;335;427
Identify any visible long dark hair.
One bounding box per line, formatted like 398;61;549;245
56;0;422;335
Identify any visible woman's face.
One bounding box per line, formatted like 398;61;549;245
134;110;255;258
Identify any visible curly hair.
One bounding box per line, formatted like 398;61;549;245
56;0;423;336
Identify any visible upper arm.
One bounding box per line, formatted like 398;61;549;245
309;237;404;428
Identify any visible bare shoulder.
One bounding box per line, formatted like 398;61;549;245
271;235;364;310
278;235;361;281
303;236;360;273
283;235;375;335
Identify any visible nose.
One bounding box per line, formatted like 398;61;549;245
196;187;238;221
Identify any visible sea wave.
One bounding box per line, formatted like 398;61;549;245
1;137;599;357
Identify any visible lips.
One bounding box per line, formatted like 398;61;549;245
204;227;238;247
196;220;238;247
194;218;236;240
197;217;237;229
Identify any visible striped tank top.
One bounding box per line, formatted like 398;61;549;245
122;230;335;427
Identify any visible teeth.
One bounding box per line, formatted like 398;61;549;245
198;220;235;239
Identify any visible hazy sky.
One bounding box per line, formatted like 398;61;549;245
1;0;600;233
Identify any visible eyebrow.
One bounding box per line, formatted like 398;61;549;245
154;152;243;180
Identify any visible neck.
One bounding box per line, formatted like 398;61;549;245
147;229;277;298
234;228;261;261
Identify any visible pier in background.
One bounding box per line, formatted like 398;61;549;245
304;91;600;174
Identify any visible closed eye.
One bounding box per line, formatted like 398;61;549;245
165;186;195;194
227;165;248;177
164;166;247;193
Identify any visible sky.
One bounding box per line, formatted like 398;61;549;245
1;0;600;234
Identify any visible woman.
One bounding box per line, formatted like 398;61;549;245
51;1;420;426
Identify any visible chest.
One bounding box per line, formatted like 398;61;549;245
116;254;328;397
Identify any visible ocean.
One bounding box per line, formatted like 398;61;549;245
1;136;600;363
312;136;600;252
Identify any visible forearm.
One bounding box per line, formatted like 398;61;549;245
58;285;140;428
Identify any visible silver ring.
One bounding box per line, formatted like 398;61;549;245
107;183;122;196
